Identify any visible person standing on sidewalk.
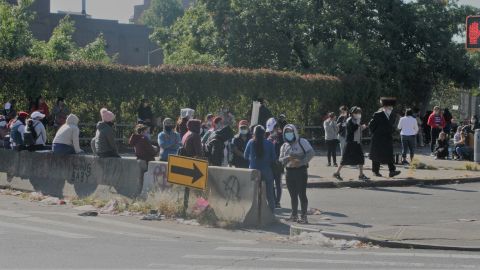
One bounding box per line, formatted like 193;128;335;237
369;97;401;178
279;124;315;224
244;125;276;212
231;120;251;168
267;119;285;208
324;112;338;167
427;106;446;155
336;106;348;156
333;107;369;181
397;108;419;165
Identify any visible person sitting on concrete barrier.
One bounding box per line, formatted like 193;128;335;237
434;131;449;160
244;125;276;212
52;114;83;155
9;111;28;151
205;125;234;166
279;124;315;224
129;124;158;162
333;107;370;182
24;111;48;152
180;119;203;158
91;108;120;158
267;118;285;209
454;126;473;161
231;120;251;169
158;118;182;161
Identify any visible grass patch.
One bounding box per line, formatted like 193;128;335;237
71;196;108;208
410;158;438;171
464;162;480;171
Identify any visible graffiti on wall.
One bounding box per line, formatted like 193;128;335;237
222;175;241;206
153;164;171;191
71;159;92;183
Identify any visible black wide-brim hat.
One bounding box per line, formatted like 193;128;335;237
380;97;397;106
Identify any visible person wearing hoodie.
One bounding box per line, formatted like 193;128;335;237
181;119;203;158
129;124;158;162
244;125;277;212
24;111;48;151
9;111;29;151
158;118;182;161
279;124;315;224
91;108;120;158
231;120;252;168
205;125;234;166
267;118;285;208
52;114;83;154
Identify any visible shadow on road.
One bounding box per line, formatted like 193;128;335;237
418;185;478;193
368;187;432;196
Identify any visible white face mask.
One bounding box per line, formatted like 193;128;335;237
354;114;361;120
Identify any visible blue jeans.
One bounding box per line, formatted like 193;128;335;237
52;143;75;155
456;145;473;160
401;135;416;160
263;175;275;212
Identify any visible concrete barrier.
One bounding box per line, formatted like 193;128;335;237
143;161;275;226
0;149;275;227
0;149;147;199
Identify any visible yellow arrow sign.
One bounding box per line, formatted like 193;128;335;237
167;155;208;190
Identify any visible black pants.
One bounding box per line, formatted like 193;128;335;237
286;167;308;217
326;140;337;164
273;172;282;205
372;161;396;174
430;127;441;152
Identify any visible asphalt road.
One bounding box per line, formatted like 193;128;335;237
2;193;480;269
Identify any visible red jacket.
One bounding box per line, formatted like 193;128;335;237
129;134;157;162
427;113;446;129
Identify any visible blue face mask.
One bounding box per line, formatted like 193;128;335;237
285;132;295;142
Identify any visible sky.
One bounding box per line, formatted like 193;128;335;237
50;0;480;24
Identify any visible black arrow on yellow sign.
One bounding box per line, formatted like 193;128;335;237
171;163;204;184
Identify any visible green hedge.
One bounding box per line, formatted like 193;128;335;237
0;58;343;127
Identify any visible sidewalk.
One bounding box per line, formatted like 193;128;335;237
305;150;480;188
277;182;480;251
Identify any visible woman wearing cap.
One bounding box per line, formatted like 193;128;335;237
24;111;47;151
31;96;50;127
231;120;251;168
267;118;285;208
92;108;120;158
324;112;338;167
244;125;277;212
333;107;369;181
52;114;83;155
369;97;401;178
158;118;182;161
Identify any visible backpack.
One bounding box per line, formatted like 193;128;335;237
23;123;39;146
10;124;24;146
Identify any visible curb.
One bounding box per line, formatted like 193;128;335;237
306;177;480;188
290;224;480;252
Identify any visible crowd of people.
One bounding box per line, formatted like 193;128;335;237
1;96;479;224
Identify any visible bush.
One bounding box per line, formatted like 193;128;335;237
0;58;341;127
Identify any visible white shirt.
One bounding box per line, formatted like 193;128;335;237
397;116;419;136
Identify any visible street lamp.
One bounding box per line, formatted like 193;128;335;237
147;47;162;66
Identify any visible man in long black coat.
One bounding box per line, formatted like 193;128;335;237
369;97;401;178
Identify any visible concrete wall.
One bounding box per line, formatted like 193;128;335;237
0;149;147;199
142;161;275;226
0;150;275;226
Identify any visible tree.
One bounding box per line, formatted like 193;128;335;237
72;34;116;63
151;3;223;65
0;0;35;60
141;0;184;29
32;16;76;61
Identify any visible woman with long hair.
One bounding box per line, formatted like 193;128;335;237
244;125;276;212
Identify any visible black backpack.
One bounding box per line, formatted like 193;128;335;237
24;122;39;146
